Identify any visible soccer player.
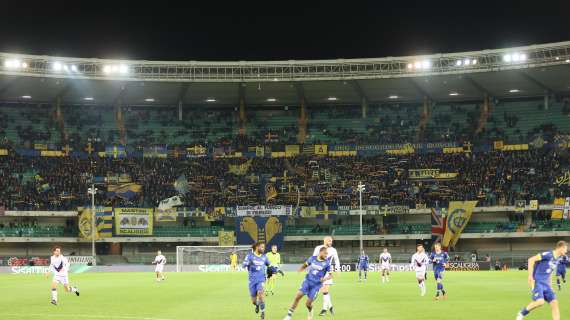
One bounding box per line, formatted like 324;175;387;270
243;242;271;320
230;251;239;271
266;245;285;295
283;246;332;320
357;251;369;282
379;248;392;283
45;246;79;305
313;236;340;316
516;240;568;320
411;244;429;296
152;250;167;282
430;242;449;300
556;254;568;291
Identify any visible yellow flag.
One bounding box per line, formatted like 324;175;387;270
442;201;478;248
218;231;235;246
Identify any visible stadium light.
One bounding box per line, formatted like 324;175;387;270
21;95;32;99
4;59;27;69
388;95;399;99
52;62;63;72
71;65;78;72
327;96;338;101
144;98;155;102
422;60;431;69
463;59;470;66
455;60;462;66
103;65;112;74
206;98;217;102
63;65;69;72
266;98;277;102
449;92;460;96
414;61;422;69
471;59;477;65
119;64;129;74
503;54;512;62
566;59;570;63
84;97;94;101
407;63;413;69
509;89;520;93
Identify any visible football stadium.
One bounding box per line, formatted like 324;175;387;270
1;4;570;320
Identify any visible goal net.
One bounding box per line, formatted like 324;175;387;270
176;245;252;272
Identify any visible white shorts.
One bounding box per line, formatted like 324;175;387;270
155;265;164;273
322;278;334;286
380;264;390;271
53;274;69;285
415;270;426;280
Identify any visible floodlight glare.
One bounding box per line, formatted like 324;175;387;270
144;98;155;102
53;62;63;71
509;89;520;93
63;65;69;71
21;62;28;68
327;97;338;101
71;65;78;72
421;60;431;69
119;65;128;74
455;60;462;66
512;53;520;62
520;53;527;61
503;54;512;62
206;98;217;102
103;65;111;74
388;95;399;99
21;95;32;99
111;65;119;73
266;98;277;102
449;92;459;96
84;97;94;101
407;63;413;69
471;59;477;65
464;59;470;66
414;61;422;69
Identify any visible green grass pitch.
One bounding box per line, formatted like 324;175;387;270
0;271;567;320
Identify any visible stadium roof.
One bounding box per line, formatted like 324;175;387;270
1;41;570;106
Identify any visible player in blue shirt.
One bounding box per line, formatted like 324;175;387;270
243;242;271;320
283;247;332;320
556;254;568;291
357;251;370;282
429;242;449;300
516;240;568;320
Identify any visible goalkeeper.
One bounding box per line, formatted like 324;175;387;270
266;244;284;295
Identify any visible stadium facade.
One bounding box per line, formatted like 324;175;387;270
0;42;570;270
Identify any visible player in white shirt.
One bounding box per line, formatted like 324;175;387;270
45;246;79;305
152;250;167;282
411;244;429;296
379;248;392;283
313;236;340;316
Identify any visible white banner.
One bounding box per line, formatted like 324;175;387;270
236;205;292;217
67;256;95;265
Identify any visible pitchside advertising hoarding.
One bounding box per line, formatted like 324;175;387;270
182;262;490;272
1;256;95;274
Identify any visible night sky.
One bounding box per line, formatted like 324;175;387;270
1;0;569;61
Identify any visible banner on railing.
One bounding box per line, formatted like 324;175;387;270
236;205;292;217
114;208;153;235
236;216;287;249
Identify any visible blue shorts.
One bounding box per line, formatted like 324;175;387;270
556;269;566;277
300;280;323;301
248;281;265;297
358;264;369;271
532;282;556;303
434;269;445;280
267;266;280;277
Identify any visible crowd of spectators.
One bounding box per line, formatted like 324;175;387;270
0;148;567;211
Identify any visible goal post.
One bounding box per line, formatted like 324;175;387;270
176;245;252;272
